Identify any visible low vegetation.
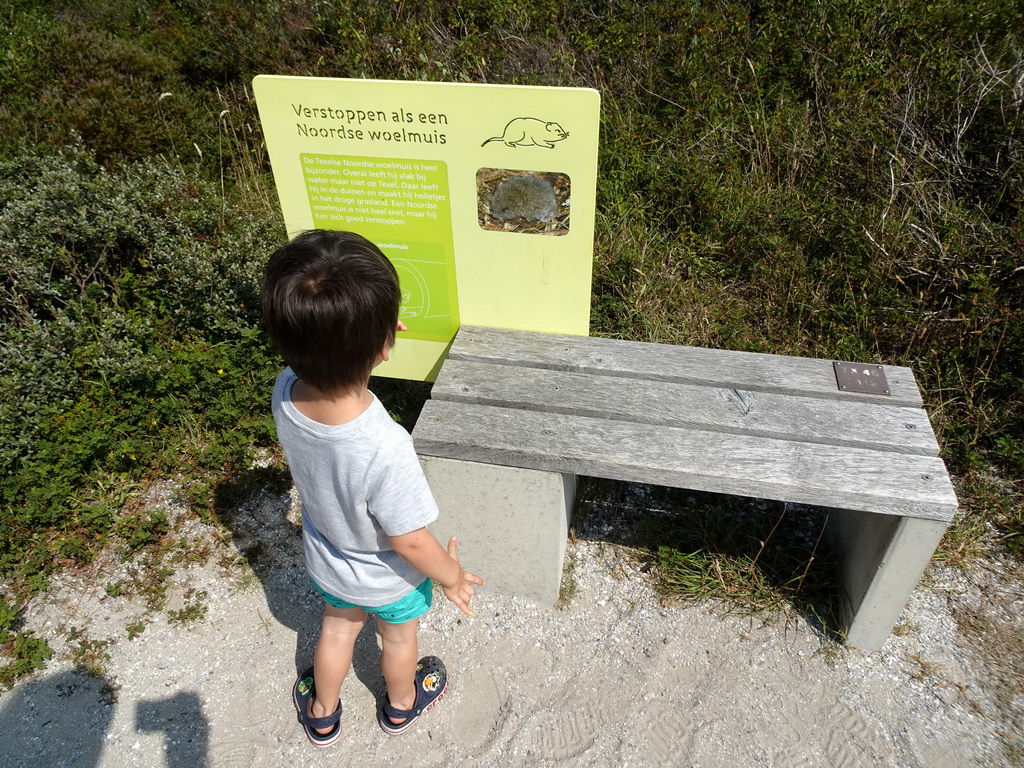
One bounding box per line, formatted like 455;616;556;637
1;0;1020;685
574;479;845;637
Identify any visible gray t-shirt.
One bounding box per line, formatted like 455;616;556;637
271;368;439;606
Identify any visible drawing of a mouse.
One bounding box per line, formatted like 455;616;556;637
481;118;569;149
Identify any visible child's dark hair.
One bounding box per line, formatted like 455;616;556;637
261;230;401;394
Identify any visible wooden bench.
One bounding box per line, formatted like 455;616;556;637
413;326;958;651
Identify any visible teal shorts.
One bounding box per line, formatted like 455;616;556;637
311;577;433;624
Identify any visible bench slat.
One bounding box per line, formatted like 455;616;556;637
432;359;940;456
415;400;958;522
450;326;923;407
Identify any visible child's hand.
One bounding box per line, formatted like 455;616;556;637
443;537;485;617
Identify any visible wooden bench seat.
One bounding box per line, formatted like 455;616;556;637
413;326;958;650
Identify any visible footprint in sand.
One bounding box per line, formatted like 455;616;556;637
630;713;701;765
823;703;891;767
620;665;703;765
207;687;293;768
448;665;506;752
533;705;610;760
774;700;890;767
521;673;626;763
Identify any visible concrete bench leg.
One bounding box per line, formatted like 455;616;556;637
827;508;947;651
420;456;576;606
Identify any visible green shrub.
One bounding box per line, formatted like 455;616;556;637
0;597;53;689
0;145;282;592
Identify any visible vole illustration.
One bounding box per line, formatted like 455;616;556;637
481;118;569;149
489;175;558;221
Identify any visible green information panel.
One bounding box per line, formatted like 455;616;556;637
254;76;600;380
301;153;457;342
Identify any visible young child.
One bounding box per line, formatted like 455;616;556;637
261;229;484;747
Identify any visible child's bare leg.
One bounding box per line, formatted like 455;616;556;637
312;605;367;732
376;616;419;721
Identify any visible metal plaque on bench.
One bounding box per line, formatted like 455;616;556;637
833;361;890;395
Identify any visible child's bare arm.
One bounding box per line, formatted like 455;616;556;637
389;529;484;615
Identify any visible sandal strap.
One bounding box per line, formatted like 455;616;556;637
382;700;419;720
303;700;342;730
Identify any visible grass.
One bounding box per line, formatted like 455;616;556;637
573;480;846;636
557;531;580;608
645;495;845;634
891;619;919;637
952;585;1024;764
906;653;942;683
0;0;1020;681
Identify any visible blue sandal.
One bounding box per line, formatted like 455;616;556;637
292;667;343;747
378;656;448;735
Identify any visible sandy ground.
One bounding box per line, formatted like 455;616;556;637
1;484;1020;768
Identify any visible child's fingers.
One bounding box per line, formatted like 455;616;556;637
447;537;460;561
453;592;474;616
445;581;477;616
464;570;485;586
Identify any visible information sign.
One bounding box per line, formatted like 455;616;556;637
254;76;600;380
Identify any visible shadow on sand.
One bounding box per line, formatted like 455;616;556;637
135;691;210;768
0;669;117;768
0;669;214;768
